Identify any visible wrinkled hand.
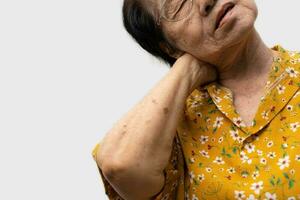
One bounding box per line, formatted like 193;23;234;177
174;53;218;90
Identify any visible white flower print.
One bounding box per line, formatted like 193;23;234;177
277;155;290;170
227;167;236;174
201;92;209;99
213;117;224;128
218;136;224;143
264;192;277;200
257;150;263;156
267;152;276;159
290;122;300;132
199;135;209;144
276;56;282;62
189;170;195;183
246;194;257;200
190;100;202;108
287;196;296;200
252;171;260;180
230;129;240;141
213;156;225;165
267;141;274;148
197;174;205;183
295;155;300;162
214;87;221;94
193;93;201;99
191;194;199;200
190;157;195;163
234;190;246;200
250;181;263;195
260;158;267;165
161;193;170;200
245;143;256;153
290;59;297;64
287;105;293;111
242;171;249;178
238;137;245;143
189;157;195;163
184;192;189;200
276;84;286;94
224;93;232;100
199;150;209;158
205;167;212;173
245;158;252;164
212;94;222;103
286;67;299;78
282;143;288;149
233;117;246;127
261;110;269;119
240;151;246;158
171;180;178;190
195;111;202;118
240;151;252;164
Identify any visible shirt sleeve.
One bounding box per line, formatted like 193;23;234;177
91;133;184;200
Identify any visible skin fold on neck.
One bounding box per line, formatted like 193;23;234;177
213;28;278;97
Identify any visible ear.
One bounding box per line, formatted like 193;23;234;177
159;42;183;59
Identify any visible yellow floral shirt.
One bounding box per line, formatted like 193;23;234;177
92;45;300;200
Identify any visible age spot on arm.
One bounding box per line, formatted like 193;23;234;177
121;130;127;136
163;107;169;115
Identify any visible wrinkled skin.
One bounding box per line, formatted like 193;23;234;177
157;0;258;69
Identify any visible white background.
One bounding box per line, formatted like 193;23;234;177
0;0;299;199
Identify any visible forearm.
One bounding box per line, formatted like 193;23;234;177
97;59;208;199
98;62;202;170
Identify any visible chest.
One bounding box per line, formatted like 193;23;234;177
232;91;265;127
178;80;300;199
180;98;300;199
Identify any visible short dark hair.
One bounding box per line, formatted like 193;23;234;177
122;0;177;67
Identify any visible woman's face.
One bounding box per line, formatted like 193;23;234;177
155;0;258;64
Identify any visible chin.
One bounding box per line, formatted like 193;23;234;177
215;2;258;43
220;11;257;49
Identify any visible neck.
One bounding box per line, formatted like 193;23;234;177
213;28;276;95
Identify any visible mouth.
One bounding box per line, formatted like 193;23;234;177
215;2;235;30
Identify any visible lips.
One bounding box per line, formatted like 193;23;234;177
215;2;235;30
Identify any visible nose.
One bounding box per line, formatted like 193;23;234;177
200;0;216;16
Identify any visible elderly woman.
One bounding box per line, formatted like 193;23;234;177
92;0;300;199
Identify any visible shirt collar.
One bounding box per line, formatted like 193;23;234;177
201;44;300;136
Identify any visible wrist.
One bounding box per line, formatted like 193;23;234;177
171;60;206;94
